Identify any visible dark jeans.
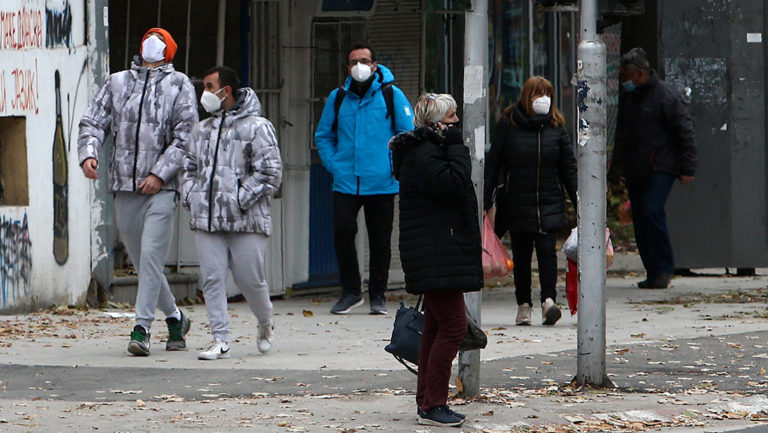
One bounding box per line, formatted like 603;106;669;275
416;290;466;411
510;230;558;305
332;192;395;301
627;171;676;278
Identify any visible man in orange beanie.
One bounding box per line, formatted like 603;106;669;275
78;28;198;356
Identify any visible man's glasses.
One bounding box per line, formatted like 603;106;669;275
349;58;373;66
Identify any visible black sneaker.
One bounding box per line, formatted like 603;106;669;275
128;325;150;356
165;312;191;351
418;405;464;427
638;274;672;289
330;293;364;315
418;406;465;420
369;297;388;315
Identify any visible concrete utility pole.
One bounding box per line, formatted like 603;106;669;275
459;0;488;398
575;0;611;387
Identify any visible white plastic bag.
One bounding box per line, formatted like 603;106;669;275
562;228;578;262
562;227;614;268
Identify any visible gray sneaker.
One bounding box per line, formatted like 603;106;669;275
165;312;191;351
127;325;150;356
369;298;388;315
330;293;364;314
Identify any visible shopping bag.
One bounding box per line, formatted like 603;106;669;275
563;228;614;315
384;296;424;375
562;227;578;262
482;215;513;278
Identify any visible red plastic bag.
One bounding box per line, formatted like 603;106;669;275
566;258;578;315
618;200;632;226
482;215;513;278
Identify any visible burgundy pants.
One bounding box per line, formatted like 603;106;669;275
416;290;467;411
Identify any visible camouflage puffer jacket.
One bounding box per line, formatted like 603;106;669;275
182;88;282;234
78;57;199;192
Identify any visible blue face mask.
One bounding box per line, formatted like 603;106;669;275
622;80;636;92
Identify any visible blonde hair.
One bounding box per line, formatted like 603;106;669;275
413;93;457;128
503;76;565;128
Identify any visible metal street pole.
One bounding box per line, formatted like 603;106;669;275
459;0;488;398
575;0;611;387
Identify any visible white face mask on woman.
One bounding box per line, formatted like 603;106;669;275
141;35;166;63
532;95;551;115
350;63;373;82
200;88;226;113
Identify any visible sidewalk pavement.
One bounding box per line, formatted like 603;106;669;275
1;252;767;432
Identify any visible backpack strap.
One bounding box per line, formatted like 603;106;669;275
382;83;396;131
331;87;346;132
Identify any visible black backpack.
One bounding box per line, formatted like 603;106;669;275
331;82;396;132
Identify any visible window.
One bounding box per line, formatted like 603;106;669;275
0;116;29;206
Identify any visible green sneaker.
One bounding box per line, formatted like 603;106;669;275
128;325;151;356
165;312;190;351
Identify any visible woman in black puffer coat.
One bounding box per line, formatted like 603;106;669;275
390;93;482;427
484;76;578;327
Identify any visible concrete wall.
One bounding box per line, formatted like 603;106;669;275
0;0;92;312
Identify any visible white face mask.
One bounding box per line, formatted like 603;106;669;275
200;88;226;113
350;63;373;82
532;96;551;115
141;35;166;63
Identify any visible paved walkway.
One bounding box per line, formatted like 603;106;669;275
1;255;767;432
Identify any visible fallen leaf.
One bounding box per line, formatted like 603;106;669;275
483;410;494;416
455;376;464;394
302;310;313;317
631;333;646;338
136;399;146;407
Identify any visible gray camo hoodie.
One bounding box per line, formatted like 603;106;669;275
78;57;199;192
182;88;282;234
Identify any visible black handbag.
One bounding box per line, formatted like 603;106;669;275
384;295;424;375
460;309;487;351
385;296;488;375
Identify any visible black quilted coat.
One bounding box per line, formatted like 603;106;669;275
390;126;483;294
484;103;578;233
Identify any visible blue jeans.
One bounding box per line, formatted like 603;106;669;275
626;171;676;278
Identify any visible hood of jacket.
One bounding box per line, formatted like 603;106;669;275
390;127;443;181
129;55;176;77
511;102;550;131
209;87;263;120
342;64;396;93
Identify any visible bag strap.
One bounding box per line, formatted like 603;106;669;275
382;83;396;131
415;294;423;311
331;87;346;132
394;355;418;375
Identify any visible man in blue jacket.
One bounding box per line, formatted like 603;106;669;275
612;47;698;289
315;42;414;315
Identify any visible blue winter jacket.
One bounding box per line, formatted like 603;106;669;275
315;64;413;195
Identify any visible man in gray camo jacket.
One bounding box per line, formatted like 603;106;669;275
78;28;198;356
182;66;282;360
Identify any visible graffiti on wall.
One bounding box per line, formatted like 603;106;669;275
0;58;39;115
0;7;44;50
45;0;71;48
0;214;32;308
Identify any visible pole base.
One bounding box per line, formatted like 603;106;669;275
570;375;616;389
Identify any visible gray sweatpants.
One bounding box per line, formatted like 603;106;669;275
195;231;273;341
114;191;178;330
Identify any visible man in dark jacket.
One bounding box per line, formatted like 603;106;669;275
612;47;698;289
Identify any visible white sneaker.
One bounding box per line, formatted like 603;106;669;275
198;338;230;360
542;298;562;326
515;304;532;326
257;320;274;354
